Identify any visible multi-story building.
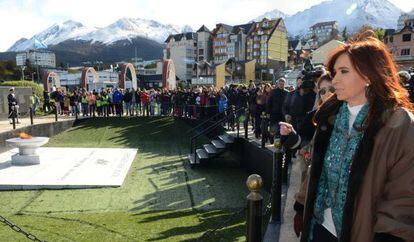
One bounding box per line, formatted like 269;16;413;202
164;32;197;82
246;17;288;77
212;24;234;65
16;49;56;68
196;25;213;62
306;21;338;46
227;23;254;62
211;23;253;65
385;19;414;69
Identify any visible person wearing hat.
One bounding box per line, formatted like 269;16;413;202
7;87;20;124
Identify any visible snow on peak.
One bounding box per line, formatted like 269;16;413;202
8;18;193;52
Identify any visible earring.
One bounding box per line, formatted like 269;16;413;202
365;83;370;87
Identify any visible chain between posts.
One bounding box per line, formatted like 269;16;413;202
0;215;46;242
196;207;246;241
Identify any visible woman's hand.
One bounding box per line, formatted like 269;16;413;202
279;122;296;136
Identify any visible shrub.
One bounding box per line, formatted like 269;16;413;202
0;80;44;102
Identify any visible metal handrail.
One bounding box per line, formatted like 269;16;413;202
185;105;232;134
190;107;244;162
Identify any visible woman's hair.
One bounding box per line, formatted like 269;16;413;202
316;72;333;106
319;31;413;127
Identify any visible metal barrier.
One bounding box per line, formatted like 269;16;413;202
270;138;283;223
246;174;263;242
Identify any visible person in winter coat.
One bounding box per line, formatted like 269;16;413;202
112;88;123;117
290;34;414;242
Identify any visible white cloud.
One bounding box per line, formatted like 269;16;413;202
0;0;413;51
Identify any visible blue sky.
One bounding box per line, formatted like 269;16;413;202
0;0;413;52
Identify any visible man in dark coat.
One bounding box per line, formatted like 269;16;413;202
266;78;288;138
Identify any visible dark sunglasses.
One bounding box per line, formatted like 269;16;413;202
319;87;335;96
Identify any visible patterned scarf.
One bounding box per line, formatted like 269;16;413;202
311;102;369;240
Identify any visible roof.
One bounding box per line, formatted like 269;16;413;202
384;29;396;37
137;74;163;82
395;24;414;34
165;32;196;43
197;25;211;33
232;23;254;34
309;21;337;29
288;40;300;50
212;23;234;35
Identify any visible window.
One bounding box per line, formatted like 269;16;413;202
401;49;410;56
199;49;204;55
402;34;412;42
390;36;394;43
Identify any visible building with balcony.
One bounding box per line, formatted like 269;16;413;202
246;18;288;81
306;21;338;47
212;24;234;65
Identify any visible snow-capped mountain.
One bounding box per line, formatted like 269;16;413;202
254;9;289;21
7;18;193;52
8;20;97;51
78;18;192;44
257;0;402;37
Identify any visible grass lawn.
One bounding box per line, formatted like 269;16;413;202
0;117;252;241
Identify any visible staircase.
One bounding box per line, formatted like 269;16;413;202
187;107;243;167
188;133;235;165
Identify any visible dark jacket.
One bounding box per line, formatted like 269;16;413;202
298;100;414;242
266;88;287;122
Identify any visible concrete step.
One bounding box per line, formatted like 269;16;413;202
218;134;234;144
188;154;199;165
211;139;226;150
196;148;209;160
203;144;218;156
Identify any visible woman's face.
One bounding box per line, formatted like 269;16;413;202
318;80;334;103
332;53;368;106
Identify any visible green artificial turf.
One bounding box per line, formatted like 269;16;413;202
0;117;253;241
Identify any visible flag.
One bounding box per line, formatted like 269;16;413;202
34;38;47;49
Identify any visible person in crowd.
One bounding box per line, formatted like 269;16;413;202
30;91;40;116
266;78;288;143
43;90;51;114
112;88;123;117
69;91;78;116
289;34;414;242
140;89;150;116
123;88;133;116
87;91;96;117
7;87;19;124
81;92;89;116
101;91;110;117
280;72;334;219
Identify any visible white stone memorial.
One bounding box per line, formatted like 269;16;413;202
6;137;49;165
0;147;137;190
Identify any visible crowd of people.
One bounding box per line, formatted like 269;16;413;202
6;31;414;241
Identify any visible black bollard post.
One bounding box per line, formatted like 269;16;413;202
54;104;58;122
237;110;240;138
12;109;16;130
246;174;263;242
75;105;78;120
261;112;266;148
244;108;249;139
29;107;33;125
270;138;283;223
232;106;236;131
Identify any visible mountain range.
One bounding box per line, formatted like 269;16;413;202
1;0;411;66
259;0;404;36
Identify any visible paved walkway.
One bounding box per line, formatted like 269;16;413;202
0;115;77;134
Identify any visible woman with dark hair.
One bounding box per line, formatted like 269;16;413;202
291;34;414;242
